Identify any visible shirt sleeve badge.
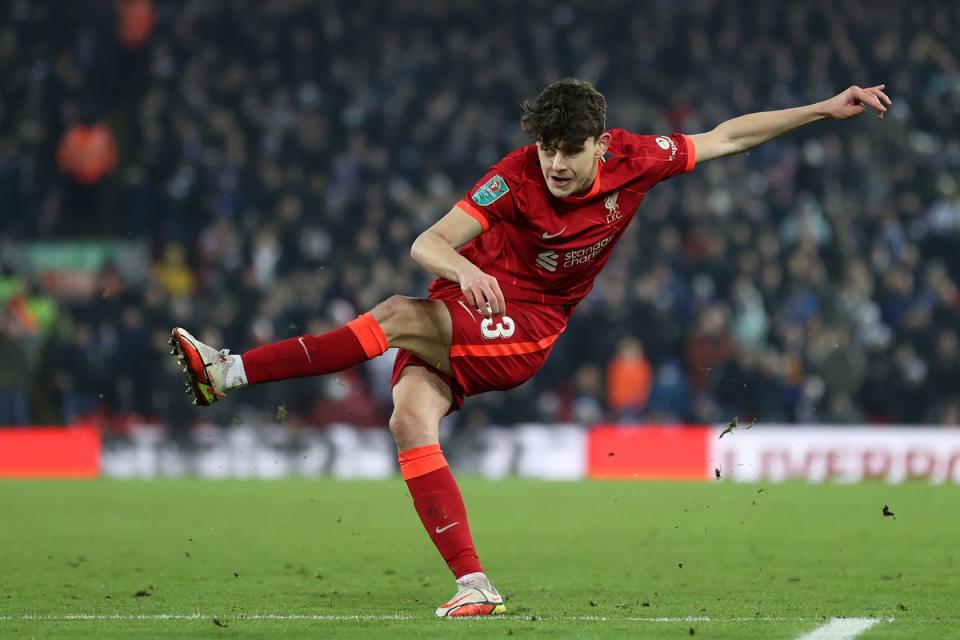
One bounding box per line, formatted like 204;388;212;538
472;175;510;206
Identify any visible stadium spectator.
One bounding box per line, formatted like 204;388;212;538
153;243;196;299
645;360;693;423
571;365;605;426
57;118;118;185
605;337;654;421
0;314;31;426
116;0;155;50
685;303;736;395
55;104;119;234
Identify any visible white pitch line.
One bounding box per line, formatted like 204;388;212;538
0;613;894;624
795;618;883;640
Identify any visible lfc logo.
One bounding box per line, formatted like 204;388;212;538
604;191;622;223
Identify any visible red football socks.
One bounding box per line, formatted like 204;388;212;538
241;313;389;385
399;444;484;578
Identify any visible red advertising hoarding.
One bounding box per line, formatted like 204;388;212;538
0;426;100;478
587;425;710;479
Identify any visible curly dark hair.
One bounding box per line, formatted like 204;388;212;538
520;78;607;152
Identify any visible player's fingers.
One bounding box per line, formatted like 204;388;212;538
463;287;480;311
479;282;499;316
866;87;889;106
870;84;893;105
469;284;488;316
853;93;884;119
859;87;887;112
490;281;506;316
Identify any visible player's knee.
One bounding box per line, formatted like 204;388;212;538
374;295;431;341
388;409;433;449
375;295;415;328
378;294;410;317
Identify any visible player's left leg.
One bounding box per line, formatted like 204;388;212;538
170;295;451;406
390;366;505;618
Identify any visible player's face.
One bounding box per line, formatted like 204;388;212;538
538;133;610;198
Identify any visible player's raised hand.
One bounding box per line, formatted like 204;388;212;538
825;84;892;120
459;267;506;318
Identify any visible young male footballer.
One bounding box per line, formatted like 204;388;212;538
170;78;889;617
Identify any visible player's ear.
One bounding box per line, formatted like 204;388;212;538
594;132;612;158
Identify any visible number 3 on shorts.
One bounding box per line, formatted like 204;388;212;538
480;315;516;339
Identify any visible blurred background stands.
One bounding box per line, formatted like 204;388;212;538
1;0;959;432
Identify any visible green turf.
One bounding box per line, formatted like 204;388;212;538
0;479;955;639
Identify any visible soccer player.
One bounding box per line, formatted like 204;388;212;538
170;78;890;617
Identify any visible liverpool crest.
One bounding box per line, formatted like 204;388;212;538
604;191;622;223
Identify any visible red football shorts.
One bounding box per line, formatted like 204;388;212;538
391;287;570;412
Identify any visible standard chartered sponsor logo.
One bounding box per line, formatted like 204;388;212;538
534;236;615;271
563;236;614;267
536;250;558;272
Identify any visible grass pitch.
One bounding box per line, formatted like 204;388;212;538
0;478;956;639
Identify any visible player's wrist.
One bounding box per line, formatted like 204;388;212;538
809;99;834;120
455;263;483;285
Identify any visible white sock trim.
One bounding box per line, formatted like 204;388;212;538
456;572;487;585
224;355;248;389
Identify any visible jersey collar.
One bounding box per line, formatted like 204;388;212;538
559;159;603;203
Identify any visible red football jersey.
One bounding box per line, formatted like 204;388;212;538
436;129;696;307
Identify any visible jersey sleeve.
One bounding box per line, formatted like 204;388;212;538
611;130;696;188
455;167;518;232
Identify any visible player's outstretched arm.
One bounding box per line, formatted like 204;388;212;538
411;207;506;318
689;84;892;164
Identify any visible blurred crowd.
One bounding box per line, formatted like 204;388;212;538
2;0;960;431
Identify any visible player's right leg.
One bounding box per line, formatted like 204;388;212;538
390;366;505;618
170;295;451;406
